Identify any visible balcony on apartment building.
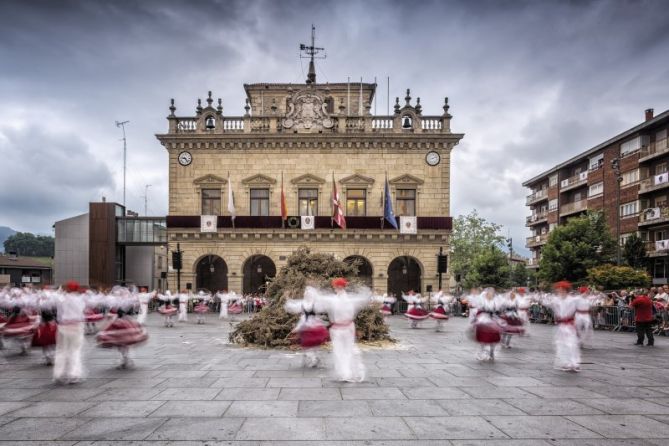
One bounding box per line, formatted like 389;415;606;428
527;257;540;268
526;188;548;205
639;172;669;194
526;233;549;248
525;211;548;226
559;171;588;193
639;206;669;227
559;199;588;217
645;240;669;258
639;138;669;163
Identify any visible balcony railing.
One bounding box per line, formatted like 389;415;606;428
640;173;669;194
166;215;452;231
646;240;669;257
559;172;588;192
526;189;548;205
527;258;540;267
559;199;588;216
526;212;548;226
526;233;549;248
639;139;669;162
639;207;669;226
169;114;450;135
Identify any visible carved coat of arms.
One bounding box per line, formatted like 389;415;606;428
282;90;334;132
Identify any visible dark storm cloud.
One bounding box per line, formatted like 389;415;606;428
1;0;669;255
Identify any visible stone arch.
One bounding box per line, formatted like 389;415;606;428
195;254;228;293
242;254;277;295
343;255;374;287
387;256;422;303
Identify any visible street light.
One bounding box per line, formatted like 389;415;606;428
611;158;623;265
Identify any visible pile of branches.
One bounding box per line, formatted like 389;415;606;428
229;247;392;348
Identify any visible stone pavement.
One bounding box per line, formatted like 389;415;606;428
1;313;669;445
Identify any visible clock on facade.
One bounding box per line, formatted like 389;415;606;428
178;151;192;166
425;151;440;166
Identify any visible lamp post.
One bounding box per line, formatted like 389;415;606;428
611;158;623;265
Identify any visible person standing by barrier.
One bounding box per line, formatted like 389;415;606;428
630;293;654;346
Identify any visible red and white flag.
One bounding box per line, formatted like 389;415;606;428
280;172;288;223
332;174;346;229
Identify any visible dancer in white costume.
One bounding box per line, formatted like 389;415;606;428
371;293;396;318
574;286;594;348
469;288;503;361
285;290;329;368
429;290;453;332
177;291;189;322
53;281;86;384
136;288;155;325
193;291;211;324
543;281;581;372
499;291;525;348
157;291;177;327
217;291;232;319
312;278;370;382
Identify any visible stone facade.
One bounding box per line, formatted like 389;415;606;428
157;80;463;295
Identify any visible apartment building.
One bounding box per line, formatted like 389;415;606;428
523;108;669;284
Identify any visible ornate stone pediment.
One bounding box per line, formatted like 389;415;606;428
291;173;326;186
339;174;375;187
389;174;424;186
282;89;334;133
241;174;277;186
193;174;227;185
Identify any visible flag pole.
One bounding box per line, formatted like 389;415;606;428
281;171;285;229
381;171;386;229
331;172;334;228
228;171;235;229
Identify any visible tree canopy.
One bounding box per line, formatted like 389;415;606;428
587;264;650;290
450;210;505;286
538;211;615;285
623;233;647;269
3;232;54;257
463;246;512;289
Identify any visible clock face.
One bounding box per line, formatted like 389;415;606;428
178;151;192;166
426;151;440;166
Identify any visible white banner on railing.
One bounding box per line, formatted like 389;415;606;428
655;173;669;185
400;216;417;234
200;215;217;233
301;215;315;230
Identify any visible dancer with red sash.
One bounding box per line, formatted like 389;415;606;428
285;288;329;368
469;287;503;361
544;281;581;372
403;291;429;328
97;293;148;369
429;289;453;332
499;290;525;348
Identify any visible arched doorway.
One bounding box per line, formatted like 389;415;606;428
387;256;422;307
343;255;373;287
195;255;228;292
243;255;276;294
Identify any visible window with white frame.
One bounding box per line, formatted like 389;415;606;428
656;162;668;175
548;199;558;211
620;232;635;246
657;129;667;146
589;154;604;170
620;200;639;218
549;175;558;187
620;168;639;186
620;135;648;156
588;181;603;197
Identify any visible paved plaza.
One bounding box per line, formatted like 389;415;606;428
1;314;669;445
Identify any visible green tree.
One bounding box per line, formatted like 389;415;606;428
538;211;615;284
3;232;54;257
464;246;512;289
623;233;647;269
450;210;505;286
587;264;651;290
510;262;529;287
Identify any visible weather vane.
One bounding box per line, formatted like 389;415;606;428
300;25;326;84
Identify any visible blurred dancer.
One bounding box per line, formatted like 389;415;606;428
312;278;370;382
193;291;210;324
499;290;525;348
372;293;396;318
54;281;86;384
403;291;429;328
575;286;594;347
158;291;177;327
177;290;189;322
544;281;580;372
32;291;57;365
97;293;148;369
285;289;329;367
470;287;502;361
429;289;452;332
136;287;155;325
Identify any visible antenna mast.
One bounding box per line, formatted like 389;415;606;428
300;25;326;84
115;120;130;210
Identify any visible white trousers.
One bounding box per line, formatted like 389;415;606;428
178;303;187;322
137;303;148;324
53;324;84;382
330;324;365;382
554;323;581;369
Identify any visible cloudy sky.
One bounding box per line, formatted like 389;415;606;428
1;0;668;255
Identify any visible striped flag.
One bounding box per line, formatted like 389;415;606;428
332;174;346;229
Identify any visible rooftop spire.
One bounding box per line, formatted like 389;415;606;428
300;24;326;84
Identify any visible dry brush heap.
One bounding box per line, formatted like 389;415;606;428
229;247;392;348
